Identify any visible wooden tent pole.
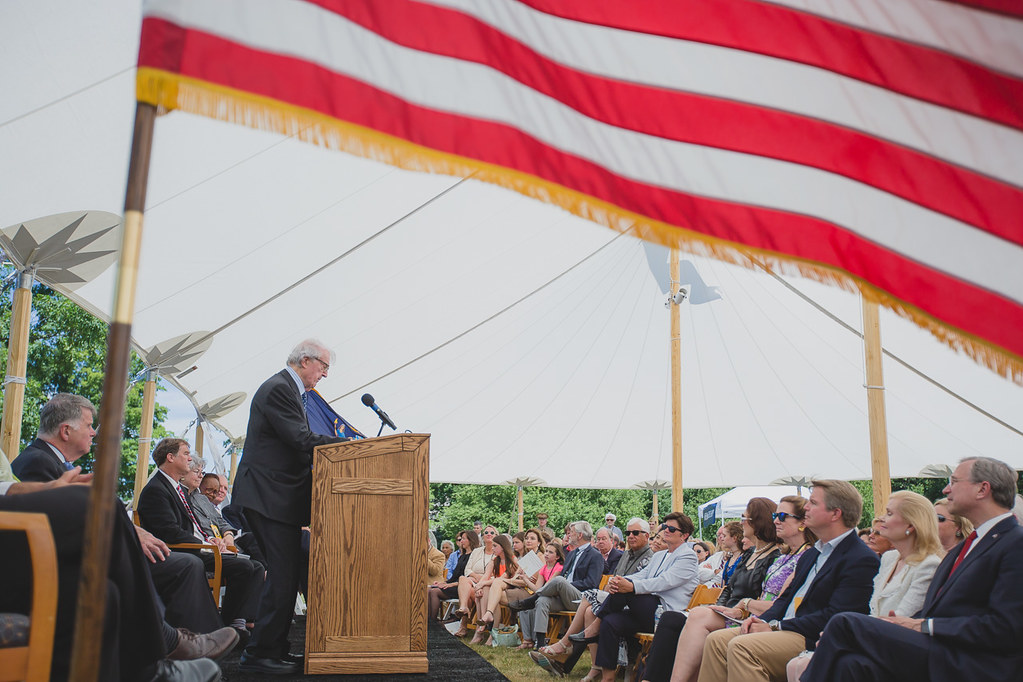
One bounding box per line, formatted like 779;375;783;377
131;369;158;508
1;271;34;461
517;486;524;532
652;490;659;521
670;248;684;511
862;297;892;520
229;446;239;490
69;102;156;682
195;420;204;460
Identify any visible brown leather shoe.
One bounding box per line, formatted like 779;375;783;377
168;627;239;662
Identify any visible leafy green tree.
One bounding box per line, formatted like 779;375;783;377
1;277;169;499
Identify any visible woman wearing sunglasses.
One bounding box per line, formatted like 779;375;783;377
932;498;973;552
642;496;814;682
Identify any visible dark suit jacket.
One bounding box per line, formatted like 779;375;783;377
138;470;204;549
11;438;66;482
231;369;343;526
604;547;623;574
565;543;605;592
915;516;1023;682
762;529;879;649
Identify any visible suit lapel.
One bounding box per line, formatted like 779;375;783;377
801;534;855;603
926;518;1011;609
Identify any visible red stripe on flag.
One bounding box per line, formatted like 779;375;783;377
513;0;1023;131
938;0;1023;19
137;18;1023;359
308;0;1023;247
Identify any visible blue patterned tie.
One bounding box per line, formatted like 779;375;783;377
301;391;308;411
64;461;74;471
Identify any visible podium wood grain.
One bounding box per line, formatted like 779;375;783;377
306;434;430;674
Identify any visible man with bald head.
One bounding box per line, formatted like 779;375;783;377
233;339;347;675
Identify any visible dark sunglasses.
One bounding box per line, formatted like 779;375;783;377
660;523;683;534
936;514;949;523
624;530;648;537
482;530;496;535
771;512;801;522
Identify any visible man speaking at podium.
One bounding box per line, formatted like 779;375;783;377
233;339;347;675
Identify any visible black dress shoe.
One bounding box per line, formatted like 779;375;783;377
508;594;540;611
238;653;300;675
282;652;304;664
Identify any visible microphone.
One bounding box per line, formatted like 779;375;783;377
361;393;396;430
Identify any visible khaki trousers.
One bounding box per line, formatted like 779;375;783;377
697;626;806;682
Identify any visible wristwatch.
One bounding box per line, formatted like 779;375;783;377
768;620;781;632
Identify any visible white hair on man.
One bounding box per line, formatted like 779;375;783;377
572;520;594;541
287;338;334;366
627;517;651;533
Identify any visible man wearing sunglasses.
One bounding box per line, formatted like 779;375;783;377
589;512;698;681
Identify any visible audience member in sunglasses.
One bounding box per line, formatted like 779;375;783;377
530;517;656;680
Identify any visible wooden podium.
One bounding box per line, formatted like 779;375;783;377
305;434;430;675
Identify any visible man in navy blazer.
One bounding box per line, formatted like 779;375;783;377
514;520;605;648
804;457;1023;682
138;438;264;639
11;393;96;482
700;479;879;682
232;339;346;675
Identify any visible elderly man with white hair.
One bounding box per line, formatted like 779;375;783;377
509;521;604;648
604;512;624;543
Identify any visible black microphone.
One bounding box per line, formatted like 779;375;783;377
361;393;396;430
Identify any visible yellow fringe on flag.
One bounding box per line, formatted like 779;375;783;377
136;68;1023;385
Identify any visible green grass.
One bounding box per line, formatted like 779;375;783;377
458;634;599;682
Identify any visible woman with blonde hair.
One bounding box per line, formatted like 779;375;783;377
786;490;944;681
933;497;974;552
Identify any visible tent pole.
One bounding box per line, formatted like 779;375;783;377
229;446;239;490
1;270;34;461
862;296;892;520
670;248;684;511
69;101;156;682
195;420;204;459
131;369;158;508
517;486;524;532
652;490;659;521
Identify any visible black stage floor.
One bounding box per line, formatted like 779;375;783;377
220;617;509;681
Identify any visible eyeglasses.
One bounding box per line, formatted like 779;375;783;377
660;524;683;534
311;357;330;372
624;530;648;537
936;514;949;523
771;512;800;522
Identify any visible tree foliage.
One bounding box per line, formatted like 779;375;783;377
1;277;169;499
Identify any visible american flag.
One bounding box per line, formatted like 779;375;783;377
136;0;1023;378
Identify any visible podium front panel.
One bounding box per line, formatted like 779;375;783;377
306;434;429;674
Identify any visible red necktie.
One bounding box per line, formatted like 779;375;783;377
949;530;977;575
177;484;210;541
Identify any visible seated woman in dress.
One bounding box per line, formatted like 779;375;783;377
472;535;521;643
932;497;973;552
478;528;546;632
643;495;814;682
786;490;944;681
454;525;497;624
441;539;457;579
428;529;476;621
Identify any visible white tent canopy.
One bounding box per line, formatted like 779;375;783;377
3;0;1023;489
697;486;803;527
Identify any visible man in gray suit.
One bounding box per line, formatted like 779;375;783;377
11;393;96;482
232;339;346;675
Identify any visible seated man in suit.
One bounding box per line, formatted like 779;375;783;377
139;438;265;643
803;457;1023;682
595;526;623;574
510;521;605;648
699;479;879;682
187;465;239;547
0;449;229;681
9;394;223;636
11;393;96;482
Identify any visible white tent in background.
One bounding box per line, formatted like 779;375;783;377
3;0;1023;489
697;486;803;535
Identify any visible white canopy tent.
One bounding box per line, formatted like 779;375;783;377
3;0;1022;490
697;486;803;536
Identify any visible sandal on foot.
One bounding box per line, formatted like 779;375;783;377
539;640;569;657
452;628;468;638
580;667;602;682
481;609;495;624
516;640;535;650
